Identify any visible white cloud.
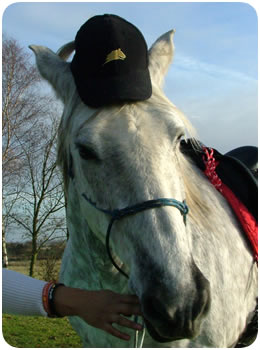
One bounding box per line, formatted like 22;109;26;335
164;54;257;153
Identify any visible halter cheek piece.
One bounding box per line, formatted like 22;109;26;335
68;152;189;278
82;193;189;279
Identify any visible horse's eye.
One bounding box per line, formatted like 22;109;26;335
76;143;99;161
177;134;185;142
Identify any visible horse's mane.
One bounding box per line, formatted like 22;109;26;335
140;90;211;226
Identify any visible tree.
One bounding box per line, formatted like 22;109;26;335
10;117;66;276
2;35;66;274
2;35;45;178
2;35;43;267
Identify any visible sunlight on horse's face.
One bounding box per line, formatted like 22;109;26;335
70;101;210;342
72;101;186;239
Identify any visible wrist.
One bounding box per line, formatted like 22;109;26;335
42;282;65;318
52;285;87;317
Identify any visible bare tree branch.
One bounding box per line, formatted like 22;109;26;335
2;36;66;275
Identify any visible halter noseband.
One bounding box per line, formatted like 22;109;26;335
82;193;189;279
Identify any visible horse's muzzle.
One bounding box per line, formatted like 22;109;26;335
141;262;211;342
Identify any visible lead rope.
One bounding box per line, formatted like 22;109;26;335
134;316;146;348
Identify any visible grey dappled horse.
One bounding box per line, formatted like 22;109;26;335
30;30;257;347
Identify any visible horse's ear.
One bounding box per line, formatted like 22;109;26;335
148;30;175;88
29;45;75;103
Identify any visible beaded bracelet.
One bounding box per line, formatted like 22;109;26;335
42;281;65;318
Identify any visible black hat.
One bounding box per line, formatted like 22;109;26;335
70;14;152;108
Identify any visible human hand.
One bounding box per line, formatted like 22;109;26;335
53;286;143;341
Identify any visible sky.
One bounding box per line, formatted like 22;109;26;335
1;1;258;153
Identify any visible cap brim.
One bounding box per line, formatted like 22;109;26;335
72;68;152;108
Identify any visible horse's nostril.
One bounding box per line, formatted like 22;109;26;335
141;262;211;342
142;294;176;321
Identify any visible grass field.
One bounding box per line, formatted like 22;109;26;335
2;260;83;348
3;259;256;347
2;315;83;348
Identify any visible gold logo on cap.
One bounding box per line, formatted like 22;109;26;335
104;48;126;65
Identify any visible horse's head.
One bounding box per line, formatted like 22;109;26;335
30;30;210;342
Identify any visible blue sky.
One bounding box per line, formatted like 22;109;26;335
2;1;258;152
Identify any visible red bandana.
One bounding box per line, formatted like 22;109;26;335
203;147;258;262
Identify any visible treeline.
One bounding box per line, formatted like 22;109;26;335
6;240;66;262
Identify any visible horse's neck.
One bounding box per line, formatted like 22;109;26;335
193;169;257;301
188;163;255;269
185;164;257;346
60;196;128;293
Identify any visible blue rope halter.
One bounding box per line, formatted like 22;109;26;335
82;193;189;279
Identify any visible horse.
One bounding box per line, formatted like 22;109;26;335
30;29;257;347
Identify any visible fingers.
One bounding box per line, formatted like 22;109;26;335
105;324;131;341
114;295;142;316
105;316;143;341
83;291;143;341
117;315;143;331
106;294;143;341
118;303;143;317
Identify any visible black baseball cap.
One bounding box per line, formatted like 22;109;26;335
70;14;152;108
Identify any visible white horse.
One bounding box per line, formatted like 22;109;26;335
30;30;257;347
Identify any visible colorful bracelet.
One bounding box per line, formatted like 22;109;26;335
42;281;54;316
42;281;65;318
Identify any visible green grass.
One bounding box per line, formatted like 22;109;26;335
2;314;83;348
3;260;83;347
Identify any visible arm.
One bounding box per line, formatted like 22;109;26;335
2;269;47;316
2;269;143;341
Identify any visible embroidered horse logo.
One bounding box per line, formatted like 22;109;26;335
104;48;126;65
